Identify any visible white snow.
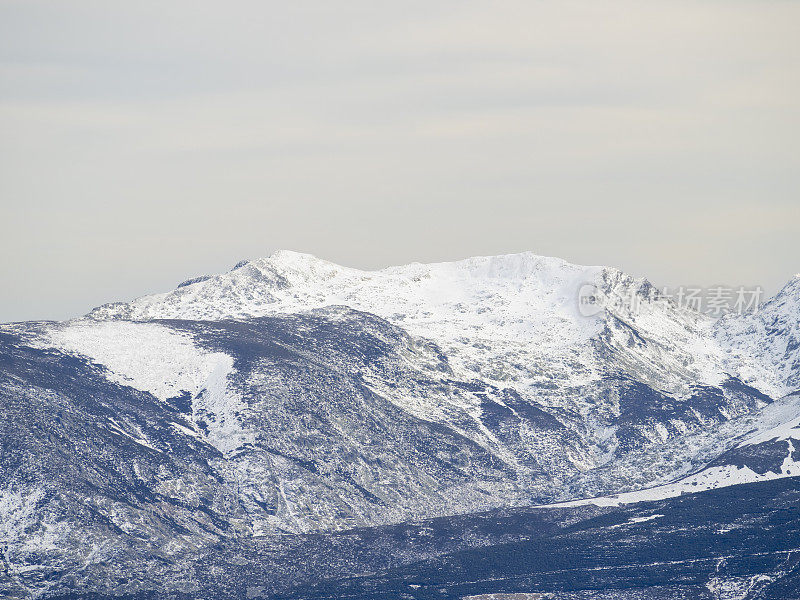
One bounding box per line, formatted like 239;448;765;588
38;320;253;455
714;275;800;399
736;395;800;447
104;417;160;452
80;250;800;405
28;250;800;508
544;439;800;509
87;253;610;392
0;487;44;545
42;320;234;403
170;421;205;440
82;250;755;402
628;514;663;523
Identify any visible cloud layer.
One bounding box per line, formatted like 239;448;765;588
1;1;799;321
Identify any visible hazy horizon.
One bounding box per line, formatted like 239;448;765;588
2;1;799;322
3;246;798;323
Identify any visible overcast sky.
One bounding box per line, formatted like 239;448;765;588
1;1;799;322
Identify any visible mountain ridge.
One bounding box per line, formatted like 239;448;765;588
83;249;799;399
2;250;800;599
35;250;800;506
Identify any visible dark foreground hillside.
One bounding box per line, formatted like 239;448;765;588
31;477;800;600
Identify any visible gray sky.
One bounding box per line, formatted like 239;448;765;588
2;0;799;322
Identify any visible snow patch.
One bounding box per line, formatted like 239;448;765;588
0;487;44;545
43;321;234;403
543;440;800;509
628;513;664;523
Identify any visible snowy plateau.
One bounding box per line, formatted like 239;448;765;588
1;250;800;599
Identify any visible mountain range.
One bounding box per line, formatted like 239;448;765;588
1;250;799;599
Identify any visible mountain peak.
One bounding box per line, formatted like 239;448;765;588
428;251;592;280
769;273;800;304
260;249;605;283
267;249;325;264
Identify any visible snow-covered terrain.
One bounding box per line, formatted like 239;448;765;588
2;250;799;599
86;251;794;398
716;274;800;399
38;251;800;503
45;321;234;403
552;437;800;509
89;251;612;395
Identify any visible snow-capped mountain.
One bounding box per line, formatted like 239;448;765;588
716;274;800;398
87;250;796;397
80;250;800;487
2;250;799;599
